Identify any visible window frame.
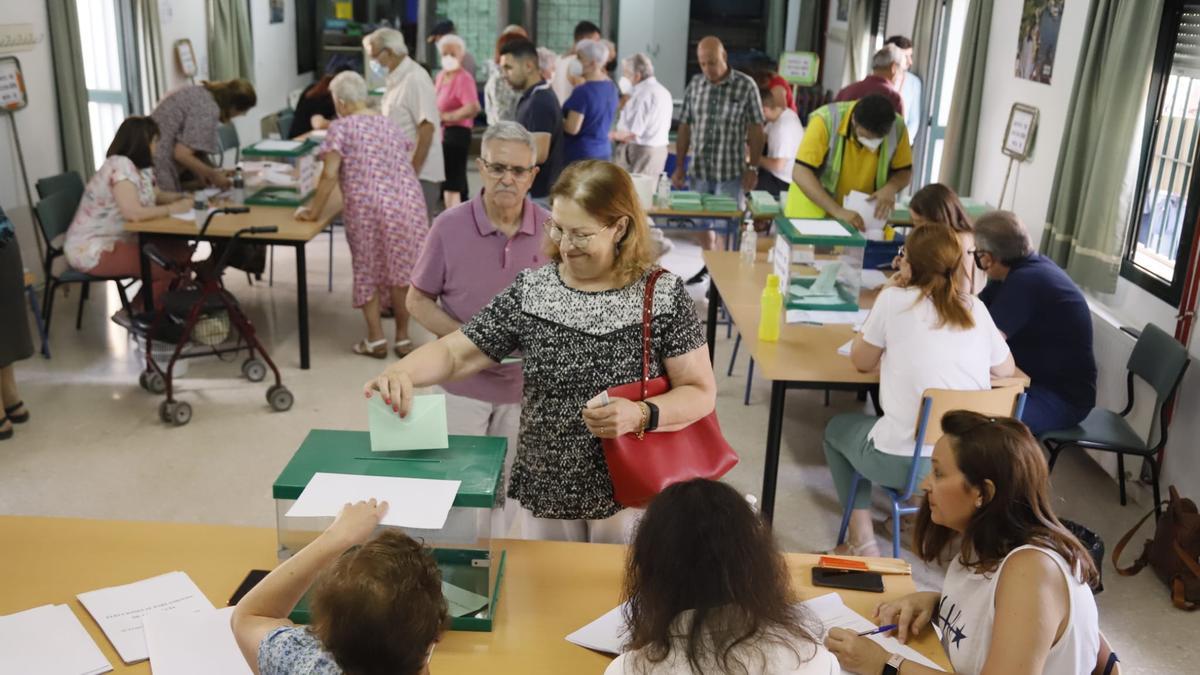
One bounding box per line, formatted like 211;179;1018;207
1121;0;1199;307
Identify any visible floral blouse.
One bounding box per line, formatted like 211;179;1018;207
257;626;341;675
63;155;155;271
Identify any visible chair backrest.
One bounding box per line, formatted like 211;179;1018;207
1126;322;1191;449
35;171;84;208
216;123;240;166
276;109;295;139
259;112;280;139
34;189;81;246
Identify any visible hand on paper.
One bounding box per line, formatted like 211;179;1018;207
208;169;233;190
327;498;389;547
364;367;415;417
833;206;866;231
874;591;937;644
868;185;898;220
167;198;193;215
581;397;642;439
825;627;890;674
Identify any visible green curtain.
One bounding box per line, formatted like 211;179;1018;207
795;0;823;54
134;0;167;111
938;0;992;194
45;0;95;179
909;0;941;183
207;0;254;82
842;0;875;87
1041;0;1166;292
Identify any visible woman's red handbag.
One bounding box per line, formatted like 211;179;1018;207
602;268;739;507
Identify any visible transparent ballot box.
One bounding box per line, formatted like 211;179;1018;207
273;429;507;631
240;138;320;206
771;216;867;313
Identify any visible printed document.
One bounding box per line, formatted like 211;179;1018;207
76;571;213;663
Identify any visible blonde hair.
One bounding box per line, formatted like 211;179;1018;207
547;160;654;287
905;223;974;330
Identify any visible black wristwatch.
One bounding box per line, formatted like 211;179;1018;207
882;654;906;675
644;401;660;432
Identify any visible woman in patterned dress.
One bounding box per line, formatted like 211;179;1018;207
150;79;256;191
365;160;717;544
298;72;429;358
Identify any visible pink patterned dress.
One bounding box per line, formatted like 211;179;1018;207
319;113;429;308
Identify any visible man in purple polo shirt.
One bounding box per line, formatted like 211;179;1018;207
408;121;549;533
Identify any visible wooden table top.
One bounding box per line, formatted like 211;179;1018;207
0;516;950;674
705;249;1029;388
126;191;342;243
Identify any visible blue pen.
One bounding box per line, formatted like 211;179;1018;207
858;624;897;637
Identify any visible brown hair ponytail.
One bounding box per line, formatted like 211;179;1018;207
905;224;973;329
202;79;257;123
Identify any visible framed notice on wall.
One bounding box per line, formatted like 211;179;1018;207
1002;103;1039;160
779;52;820;87
0;56;28;111
174;38;197;79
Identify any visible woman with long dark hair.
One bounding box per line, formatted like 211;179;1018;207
907;184;982;294
826;412;1103;675
824;224;1014;556
608;479;838;674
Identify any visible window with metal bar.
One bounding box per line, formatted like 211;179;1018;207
76;0;135;170
1123;0;1200;305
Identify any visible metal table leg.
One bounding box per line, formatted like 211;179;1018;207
761;380;787;525
295;243;310;370
706;280;720;364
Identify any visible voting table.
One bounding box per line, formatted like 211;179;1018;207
703;249;1030;525
125;191;342;370
0;515;952;673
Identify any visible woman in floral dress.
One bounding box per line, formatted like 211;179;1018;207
298;72;429;358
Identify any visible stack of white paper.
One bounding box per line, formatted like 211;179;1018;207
564;603;628;654
800;593;945;672
786;308;871;325
0;604;112;675
844;191;887;235
143;606;252;675
76;571;214;663
286;472;462;530
790;218;852;237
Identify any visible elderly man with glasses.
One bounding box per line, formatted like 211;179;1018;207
407;121;550;534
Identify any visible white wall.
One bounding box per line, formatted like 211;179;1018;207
969;0;1200;495
885;0;918;40
0;1;64;273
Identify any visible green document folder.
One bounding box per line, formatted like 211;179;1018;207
368;394;449;452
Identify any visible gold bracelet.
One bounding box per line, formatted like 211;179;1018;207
636;401;649;440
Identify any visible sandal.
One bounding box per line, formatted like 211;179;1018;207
4;401;28;424
353;338;388;359
394;339;415;358
0;416;11;441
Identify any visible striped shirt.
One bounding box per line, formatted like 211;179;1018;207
679;69;765;182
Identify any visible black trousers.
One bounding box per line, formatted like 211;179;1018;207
441;126;472;202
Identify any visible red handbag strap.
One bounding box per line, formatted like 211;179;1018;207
639;268;667;400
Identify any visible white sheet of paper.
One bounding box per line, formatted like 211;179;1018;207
790;218;851;237
142;606;251;675
844;191;886;233
76;571;213;664
252;139;305;152
786;308;871;325
800;593;945;672
169;208;218;223
861;270;889;289
286;472;461;530
564;603;628;654
0;604;112;675
837;340;853;356
368;393;450;452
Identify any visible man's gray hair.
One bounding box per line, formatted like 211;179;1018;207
623;53;654;79
329;71;368;104
575;39;608;67
436;34;466;54
973;211;1034;264
872;44;902;70
536;47;557;74
482;121;538;163
363;28;408;56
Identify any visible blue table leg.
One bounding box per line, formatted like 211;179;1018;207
25;283;50;358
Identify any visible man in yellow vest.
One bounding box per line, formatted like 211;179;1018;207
785;94;912;229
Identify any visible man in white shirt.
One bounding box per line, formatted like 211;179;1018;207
886;35;923;143
755;87;803;197
611;53;673;176
364;28;445;218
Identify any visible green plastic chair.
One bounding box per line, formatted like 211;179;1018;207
1041;323;1190;517
215;123;240;166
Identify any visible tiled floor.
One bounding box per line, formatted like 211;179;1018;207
2;213;1191;672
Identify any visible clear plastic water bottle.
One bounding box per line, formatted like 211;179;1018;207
740;218;758;265
231;167;245;205
655;172;671;208
192;194;207;232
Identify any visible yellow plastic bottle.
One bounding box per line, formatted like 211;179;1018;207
759;274;783;342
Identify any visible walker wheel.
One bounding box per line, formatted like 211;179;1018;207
172;401;192;426
267;385;294;412
158;400;173;423
242;358;267;382
145;371;166;394
139;372;149;391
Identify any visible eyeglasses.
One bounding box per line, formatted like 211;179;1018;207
544;218;616;251
479;159;535;180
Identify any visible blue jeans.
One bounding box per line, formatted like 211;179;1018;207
691;177;744;247
1021;384;1091;436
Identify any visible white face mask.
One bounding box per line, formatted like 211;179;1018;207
857;135;884;151
370;60;388;78
440;55;460;71
568;59;583;78
618;76;633;95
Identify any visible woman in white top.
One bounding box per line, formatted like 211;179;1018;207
63;116;192;309
824;224;1014;557
826;412;1107;675
607;479;840;675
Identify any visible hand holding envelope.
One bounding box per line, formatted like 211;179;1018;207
368;394;450;452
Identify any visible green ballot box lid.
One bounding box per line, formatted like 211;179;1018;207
273;429;506;507
775;215;868;247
